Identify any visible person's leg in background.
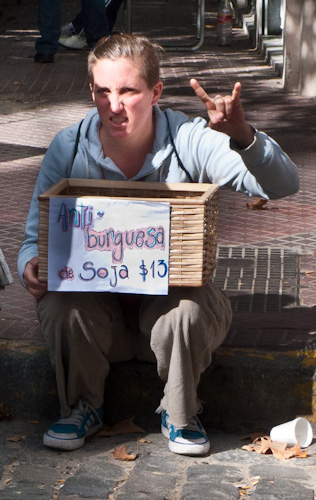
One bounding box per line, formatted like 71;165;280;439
106;0;124;32
59;9;88;50
81;0;110;48
59;0;124;51
35;0;61;63
71;10;85;34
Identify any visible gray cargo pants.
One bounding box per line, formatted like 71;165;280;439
37;281;232;427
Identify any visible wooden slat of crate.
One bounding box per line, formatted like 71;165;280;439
38;179;219;287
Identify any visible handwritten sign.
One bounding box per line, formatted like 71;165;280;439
48;197;170;294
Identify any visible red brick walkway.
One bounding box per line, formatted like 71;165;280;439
1;0;316;347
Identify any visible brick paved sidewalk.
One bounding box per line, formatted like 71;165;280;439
1;0;316;342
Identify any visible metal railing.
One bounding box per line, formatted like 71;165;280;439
123;0;205;51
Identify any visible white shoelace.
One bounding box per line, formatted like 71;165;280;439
57;400;101;427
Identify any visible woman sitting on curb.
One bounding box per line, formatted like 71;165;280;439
19;34;299;455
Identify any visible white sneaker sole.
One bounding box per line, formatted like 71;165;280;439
43;433;85;450
58;36;87;50
168;438;210;456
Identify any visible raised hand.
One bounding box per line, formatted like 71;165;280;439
190;79;254;148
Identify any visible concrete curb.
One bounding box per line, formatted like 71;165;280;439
1;340;315;434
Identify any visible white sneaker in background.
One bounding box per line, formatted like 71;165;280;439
59;29;88;50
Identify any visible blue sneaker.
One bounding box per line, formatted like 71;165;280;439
43;400;103;450
161;410;210;455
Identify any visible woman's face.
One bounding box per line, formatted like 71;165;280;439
90;57;163;142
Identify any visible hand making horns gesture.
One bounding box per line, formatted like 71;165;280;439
190;79;255;149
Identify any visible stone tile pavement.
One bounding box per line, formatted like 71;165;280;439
1;417;316;500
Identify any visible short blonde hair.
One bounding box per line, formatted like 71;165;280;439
88;34;162;89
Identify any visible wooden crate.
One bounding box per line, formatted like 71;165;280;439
38;179;219;287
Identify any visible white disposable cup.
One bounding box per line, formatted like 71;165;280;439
270;417;313;448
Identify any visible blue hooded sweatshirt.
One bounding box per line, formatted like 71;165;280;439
17;105;299;283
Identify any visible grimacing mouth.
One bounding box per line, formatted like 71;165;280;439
110;117;128;125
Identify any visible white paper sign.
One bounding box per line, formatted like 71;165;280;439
48;197;170;294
